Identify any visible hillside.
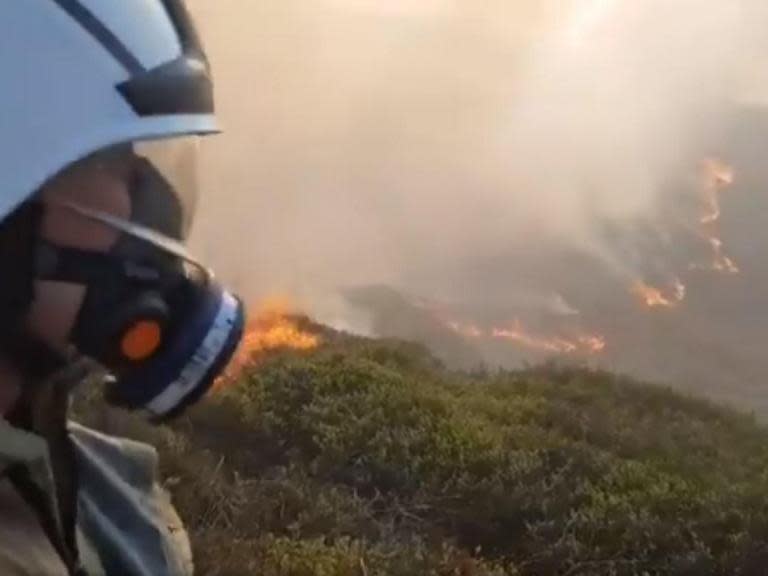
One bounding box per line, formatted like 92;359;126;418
76;325;768;576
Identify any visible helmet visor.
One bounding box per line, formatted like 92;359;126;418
36;135;202;260
130;136;200;241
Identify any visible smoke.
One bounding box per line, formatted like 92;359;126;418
187;1;768;410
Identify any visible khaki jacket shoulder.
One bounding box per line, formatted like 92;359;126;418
0;418;192;576
0;419;72;575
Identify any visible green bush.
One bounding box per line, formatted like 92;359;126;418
76;333;768;575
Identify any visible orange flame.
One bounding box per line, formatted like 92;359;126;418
492;325;579;353
706;237;740;274
447;321;483;339
631;278;686;309
217;297;320;386
691;158;739;274
700;158;734;224
492;322;606;354
577;334;608;353
447;318;605;355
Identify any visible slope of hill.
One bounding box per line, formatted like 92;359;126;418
76;326;768;576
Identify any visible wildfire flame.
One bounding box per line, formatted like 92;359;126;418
577;334;608;353
217;297;320;386
631;278;686;309
706;237;740;274
447;321;483;339
447;319;606;355
432;157;740;356
633;158;738;310
492;326;579;354
691;158;739;274
700;158;733;224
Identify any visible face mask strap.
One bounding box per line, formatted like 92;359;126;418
34;241;168;286
44;200;209;276
0;202;41;331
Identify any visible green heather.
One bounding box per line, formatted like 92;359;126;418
76;327;768;576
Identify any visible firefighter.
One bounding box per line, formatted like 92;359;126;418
0;2;244;573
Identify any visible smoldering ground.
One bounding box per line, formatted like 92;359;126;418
187;1;768;412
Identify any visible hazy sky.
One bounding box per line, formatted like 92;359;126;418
187;0;764;290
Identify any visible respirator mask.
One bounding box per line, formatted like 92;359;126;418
31;137;245;419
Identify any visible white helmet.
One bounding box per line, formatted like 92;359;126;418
0;0;217;220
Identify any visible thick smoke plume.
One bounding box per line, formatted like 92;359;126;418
187;1;768;411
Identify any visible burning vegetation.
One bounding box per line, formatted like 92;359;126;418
693;158;739;274
217;297;320;386
632;158;739;309
492;324;606;354
631;278;686;309
446;318;606;355
207;162;743;373
438;158;741;356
